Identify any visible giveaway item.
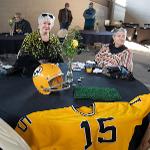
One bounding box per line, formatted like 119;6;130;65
74;86;121;101
102;66;135;81
32;63;70;95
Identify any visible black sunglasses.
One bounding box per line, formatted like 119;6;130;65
42;13;54;19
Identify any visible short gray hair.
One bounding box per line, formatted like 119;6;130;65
38;12;55;27
112;27;127;36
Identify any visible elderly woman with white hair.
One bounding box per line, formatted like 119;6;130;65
9;12;63;76
95;28;133;72
18;12;63;63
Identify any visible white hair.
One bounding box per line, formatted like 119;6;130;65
112;27;127;36
38;12;55;27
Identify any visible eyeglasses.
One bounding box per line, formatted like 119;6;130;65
42;13;54;19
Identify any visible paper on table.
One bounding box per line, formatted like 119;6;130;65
93;68;103;74
72;62;85;71
2;64;13;69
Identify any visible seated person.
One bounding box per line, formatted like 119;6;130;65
14;12;32;34
9;12;63;76
57;28;68;43
95;28;133;72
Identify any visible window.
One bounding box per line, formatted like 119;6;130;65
115;0;126;7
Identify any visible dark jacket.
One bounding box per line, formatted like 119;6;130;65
14;19;32;34
58;8;73;25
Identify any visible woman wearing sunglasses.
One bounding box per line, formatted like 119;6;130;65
9;13;64;76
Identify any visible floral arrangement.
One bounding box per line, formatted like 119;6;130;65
62;28;82;59
8;17;15;28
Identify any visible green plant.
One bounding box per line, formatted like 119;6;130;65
62;28;83;59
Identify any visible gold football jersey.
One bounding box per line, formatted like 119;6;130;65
15;94;150;150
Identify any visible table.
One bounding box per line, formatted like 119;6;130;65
136;28;150;43
104;25;115;31
0;64;149;149
0;64;149;125
0;34;25;54
80;30;113;45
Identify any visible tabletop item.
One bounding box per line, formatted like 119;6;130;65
62;29;79;83
85;63;93;73
102;66;135;81
0;67;7;76
15;94;150;150
32;63;70;95
72;62;85;71
0;63;149;131
0;64;13;77
1;64;13;69
8;17;15;36
74;86;121;101
85;60;96;73
93;68;103;74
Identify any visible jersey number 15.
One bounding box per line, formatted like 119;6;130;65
81;117;116;149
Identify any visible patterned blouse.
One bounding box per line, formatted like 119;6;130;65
18;30;63;63
95;44;133;72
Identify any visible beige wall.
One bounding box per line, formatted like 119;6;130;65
111;3;126;22
125;0;150;27
0;0;108;33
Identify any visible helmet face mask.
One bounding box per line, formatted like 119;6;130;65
33;63;70;95
42;76;64;92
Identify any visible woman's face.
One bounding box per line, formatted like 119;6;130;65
38;20;52;34
113;31;126;47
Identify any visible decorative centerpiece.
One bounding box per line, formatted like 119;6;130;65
8;17;15;36
62;28;79;83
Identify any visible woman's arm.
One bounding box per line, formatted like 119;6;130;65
118;49;133;72
95;45;109;59
17;34;33;58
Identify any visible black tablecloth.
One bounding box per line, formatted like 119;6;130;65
80;30;113;45
0;34;25;54
0;64;149;149
0;64;149;127
104;25;115;31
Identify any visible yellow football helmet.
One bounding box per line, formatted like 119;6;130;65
33;63;69;95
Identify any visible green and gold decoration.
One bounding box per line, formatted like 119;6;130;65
62;28;81;83
8;17;15;36
62;29;79;59
74;86;122;101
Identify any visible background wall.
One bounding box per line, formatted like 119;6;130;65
0;0;108;33
125;0;150;27
111;3;126;22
